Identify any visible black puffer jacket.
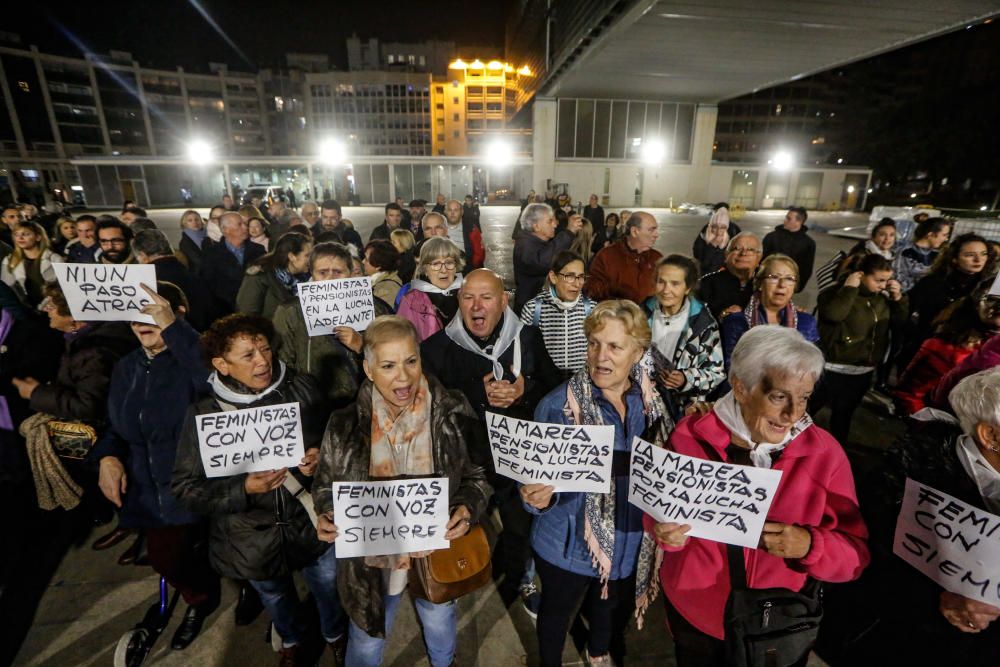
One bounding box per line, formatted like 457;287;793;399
313;375;492;638
171;368;329;580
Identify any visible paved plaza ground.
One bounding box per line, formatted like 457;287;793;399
9;206;891;666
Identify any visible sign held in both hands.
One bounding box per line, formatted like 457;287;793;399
298;277;375;336
196;402;305;478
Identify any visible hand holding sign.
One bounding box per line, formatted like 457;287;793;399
139;283;176;329
759;521;812;559
245;469;287;494
940;591;1000;633
334;326;363;353
652;522;691;548
520;483;556;510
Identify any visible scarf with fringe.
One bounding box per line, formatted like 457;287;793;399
744;291;798;330
563;356;674;628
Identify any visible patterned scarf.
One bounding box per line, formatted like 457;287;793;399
744;291;798;329
275;268;306;296
563;361;674;628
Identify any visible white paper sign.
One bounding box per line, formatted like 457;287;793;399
893;478;1000;607
988;271;1000;297
628;437;783;548
332;477;450;557
486;412;615;493
196;402;304;478
54;263;157;324
298;277;375;336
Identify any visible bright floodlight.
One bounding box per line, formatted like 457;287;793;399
318;138;347;164
186;139;214;163
640;139;667;165
486;139;513;167
771;151;793;171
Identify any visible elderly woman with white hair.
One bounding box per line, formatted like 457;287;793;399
313;315;491;667
396;237;464;341
512;202;582;314
647;325;869;666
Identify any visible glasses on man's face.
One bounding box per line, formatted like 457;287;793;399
731;246;761;255
557;272;587;284
763;274;797;286
429;259;457;271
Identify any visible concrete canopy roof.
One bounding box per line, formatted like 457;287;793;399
542;0;1000;102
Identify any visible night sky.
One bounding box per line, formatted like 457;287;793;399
9;0;509;71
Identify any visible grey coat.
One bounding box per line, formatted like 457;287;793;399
313;374;492;638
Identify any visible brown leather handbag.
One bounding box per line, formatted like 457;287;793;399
409;524;492;604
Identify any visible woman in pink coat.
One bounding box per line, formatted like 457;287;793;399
646;325;869;665
396;237;463;341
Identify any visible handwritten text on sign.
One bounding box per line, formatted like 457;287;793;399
196;402;304;478
628;437;782;548
54;263;157;324
332;478;450;557
893;478;1000;607
486;412;614;493
298;277;375;336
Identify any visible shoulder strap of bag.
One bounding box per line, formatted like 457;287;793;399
282;474;318;528
533;299;542;327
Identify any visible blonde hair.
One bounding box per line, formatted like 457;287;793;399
417;237;465;277
179;209;203;229
363;315;420;363
390;228;415;252
753;253;799;291
8;221;50;270
570;219;595;264
238;204;263;221
584;300;651;351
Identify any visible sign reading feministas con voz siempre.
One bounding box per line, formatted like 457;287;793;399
486;412;615;493
298;276;375;337
54;263;157;324
628;437;782;549
196;402;304;478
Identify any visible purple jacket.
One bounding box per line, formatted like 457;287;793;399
396;289;444;341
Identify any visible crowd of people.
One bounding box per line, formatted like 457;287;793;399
1;194;998;667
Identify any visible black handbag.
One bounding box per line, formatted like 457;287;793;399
723;544;823;667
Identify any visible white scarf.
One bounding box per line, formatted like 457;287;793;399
445;309;522;380
955;434;1000;514
412;275;463;295
651;298;690;362
548;285;579;311
209;361;287;406
865;239;893;260
712;390;812;468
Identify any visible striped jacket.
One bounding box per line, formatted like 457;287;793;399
519;288;595;375
642;296;725;408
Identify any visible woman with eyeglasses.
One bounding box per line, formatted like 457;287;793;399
519;250;596;380
720;254;818;370
396;237;464;341
810;253;908;444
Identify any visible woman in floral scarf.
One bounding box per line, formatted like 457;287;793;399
521;300;674;667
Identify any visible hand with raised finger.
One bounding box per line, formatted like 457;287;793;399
244;469;287;495
317;512;339;543
139;283;176;330
653;522;691;548
759;521;812;559
520;483;556;510
445;505;472;540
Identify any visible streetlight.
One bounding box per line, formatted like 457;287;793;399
770;150;793;171
318;138;347;165
485;139;513;167
640;138;667;165
846;185;855;194
186;138;215;163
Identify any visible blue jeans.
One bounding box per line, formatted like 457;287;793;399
346;593;457;667
249;544;345;647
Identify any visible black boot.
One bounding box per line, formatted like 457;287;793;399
171;600;216;650
234;582;264;626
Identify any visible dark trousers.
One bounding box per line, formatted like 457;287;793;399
493;481;532;589
145;524;220;607
808;370;873;445
534;553;634;667
665;596;726;667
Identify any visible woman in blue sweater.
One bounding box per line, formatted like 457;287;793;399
520;300;674;667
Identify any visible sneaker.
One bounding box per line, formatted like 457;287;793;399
519;582;541;619
588;653;617;667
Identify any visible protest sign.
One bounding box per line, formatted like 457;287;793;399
54;263;157;324
628;437;782;548
332;478;450;558
893;478;1000;607
989;271;1000;297
297;277;375;336
486;412;614;493
197;402;304;478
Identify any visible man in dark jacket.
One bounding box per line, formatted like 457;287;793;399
696;232;762;319
368;202;403;243
66;215;100;263
311;200;363;257
512;203;580;314
421;269;560;602
132;229;212;331
93;283;219;650
444;199;485;272
199;212;265;319
172;314;344;664
762;206;816;292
